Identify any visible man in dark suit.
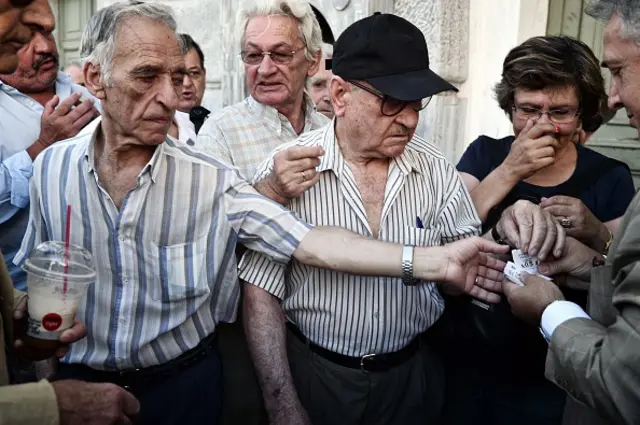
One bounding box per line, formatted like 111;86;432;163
502;5;640;425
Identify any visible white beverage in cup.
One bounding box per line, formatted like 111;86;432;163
22;241;95;349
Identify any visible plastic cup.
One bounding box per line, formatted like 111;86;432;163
21;241;95;351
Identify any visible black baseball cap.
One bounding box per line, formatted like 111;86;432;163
331;12;457;101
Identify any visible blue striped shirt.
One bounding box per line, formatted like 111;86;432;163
14;128;311;370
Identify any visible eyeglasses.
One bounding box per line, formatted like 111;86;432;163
349;80;431;117
240;47;306;65
512;104;579;124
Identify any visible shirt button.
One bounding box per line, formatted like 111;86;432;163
373;312;379;318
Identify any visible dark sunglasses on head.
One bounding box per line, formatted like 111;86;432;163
9;0;35;7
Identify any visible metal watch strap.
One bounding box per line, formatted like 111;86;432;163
402;245;415;286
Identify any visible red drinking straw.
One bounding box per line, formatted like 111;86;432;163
63;205;71;294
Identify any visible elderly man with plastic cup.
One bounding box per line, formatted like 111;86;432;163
0;1;140;425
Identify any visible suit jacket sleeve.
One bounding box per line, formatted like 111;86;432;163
0;380;59;425
545;202;640;425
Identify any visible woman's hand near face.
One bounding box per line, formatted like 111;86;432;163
500;119;561;180
540;195;610;252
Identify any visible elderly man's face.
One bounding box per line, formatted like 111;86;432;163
0;0;54;75
179;48;206;112
333;79;420;159
309;59;334;118
603;12;640;132
96;17;185;146
243;15;319;109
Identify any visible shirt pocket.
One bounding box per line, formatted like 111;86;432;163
401;226;442;247
149;234;210;302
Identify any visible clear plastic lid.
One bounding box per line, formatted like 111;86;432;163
22;241;96;283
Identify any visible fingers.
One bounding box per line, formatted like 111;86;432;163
42;95;60;117
52;92;82;116
70;106;98;134
514;206;536;253
500;214;520;248
541;205;573;219
66;98;95;123
13;295;27;320
540;195;574;208
518;118;537;138
477;255;506;278
283;145;325;161
473;237;510;255
537;211;558;260
552;221;566;258
120;389;141;418
525;122;559;140
468;284;501;304
59;319;88;344
474;275;503;293
538;257;566;276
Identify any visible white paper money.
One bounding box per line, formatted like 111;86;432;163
512;249;539;272
504;260;552;287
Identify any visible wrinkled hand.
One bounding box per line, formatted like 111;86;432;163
496;200;565;260
540;195;608;247
440;237;509;303
53;380;140;425
257;145;324;205
501;119;560;180
502;272;564;325
28;93;99;159
538;236;602;281
13;295;87;361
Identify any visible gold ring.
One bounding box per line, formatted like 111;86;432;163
301;171;307;181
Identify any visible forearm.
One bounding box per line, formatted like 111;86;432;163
293;227;447;281
470;165;520;222
242;284;303;420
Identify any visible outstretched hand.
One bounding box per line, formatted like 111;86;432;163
441;237;509;303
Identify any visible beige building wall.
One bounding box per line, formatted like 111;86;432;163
60;0;551;163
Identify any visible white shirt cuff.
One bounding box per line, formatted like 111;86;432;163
541;300;590;341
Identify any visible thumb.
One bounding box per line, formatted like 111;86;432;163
43;95;60;116
538;260;562;276
120;389;141;417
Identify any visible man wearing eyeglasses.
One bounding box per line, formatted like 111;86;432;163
240;12;566;425
195;0;329;181
195;2;329;424
0;1;140;424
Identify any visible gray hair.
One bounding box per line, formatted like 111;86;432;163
80;1;180;86
586;0;640;40
237;0;323;62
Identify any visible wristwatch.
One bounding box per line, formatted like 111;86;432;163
491;226;508;245
402;245;416;286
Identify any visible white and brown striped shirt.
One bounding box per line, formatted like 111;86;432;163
239;123;481;356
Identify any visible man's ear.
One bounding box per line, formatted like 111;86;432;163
306;49;321;78
83;61;106;100
330;76;349;117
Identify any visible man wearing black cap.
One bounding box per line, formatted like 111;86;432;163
242;12;564;425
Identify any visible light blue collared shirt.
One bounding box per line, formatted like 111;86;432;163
0;71;100;290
